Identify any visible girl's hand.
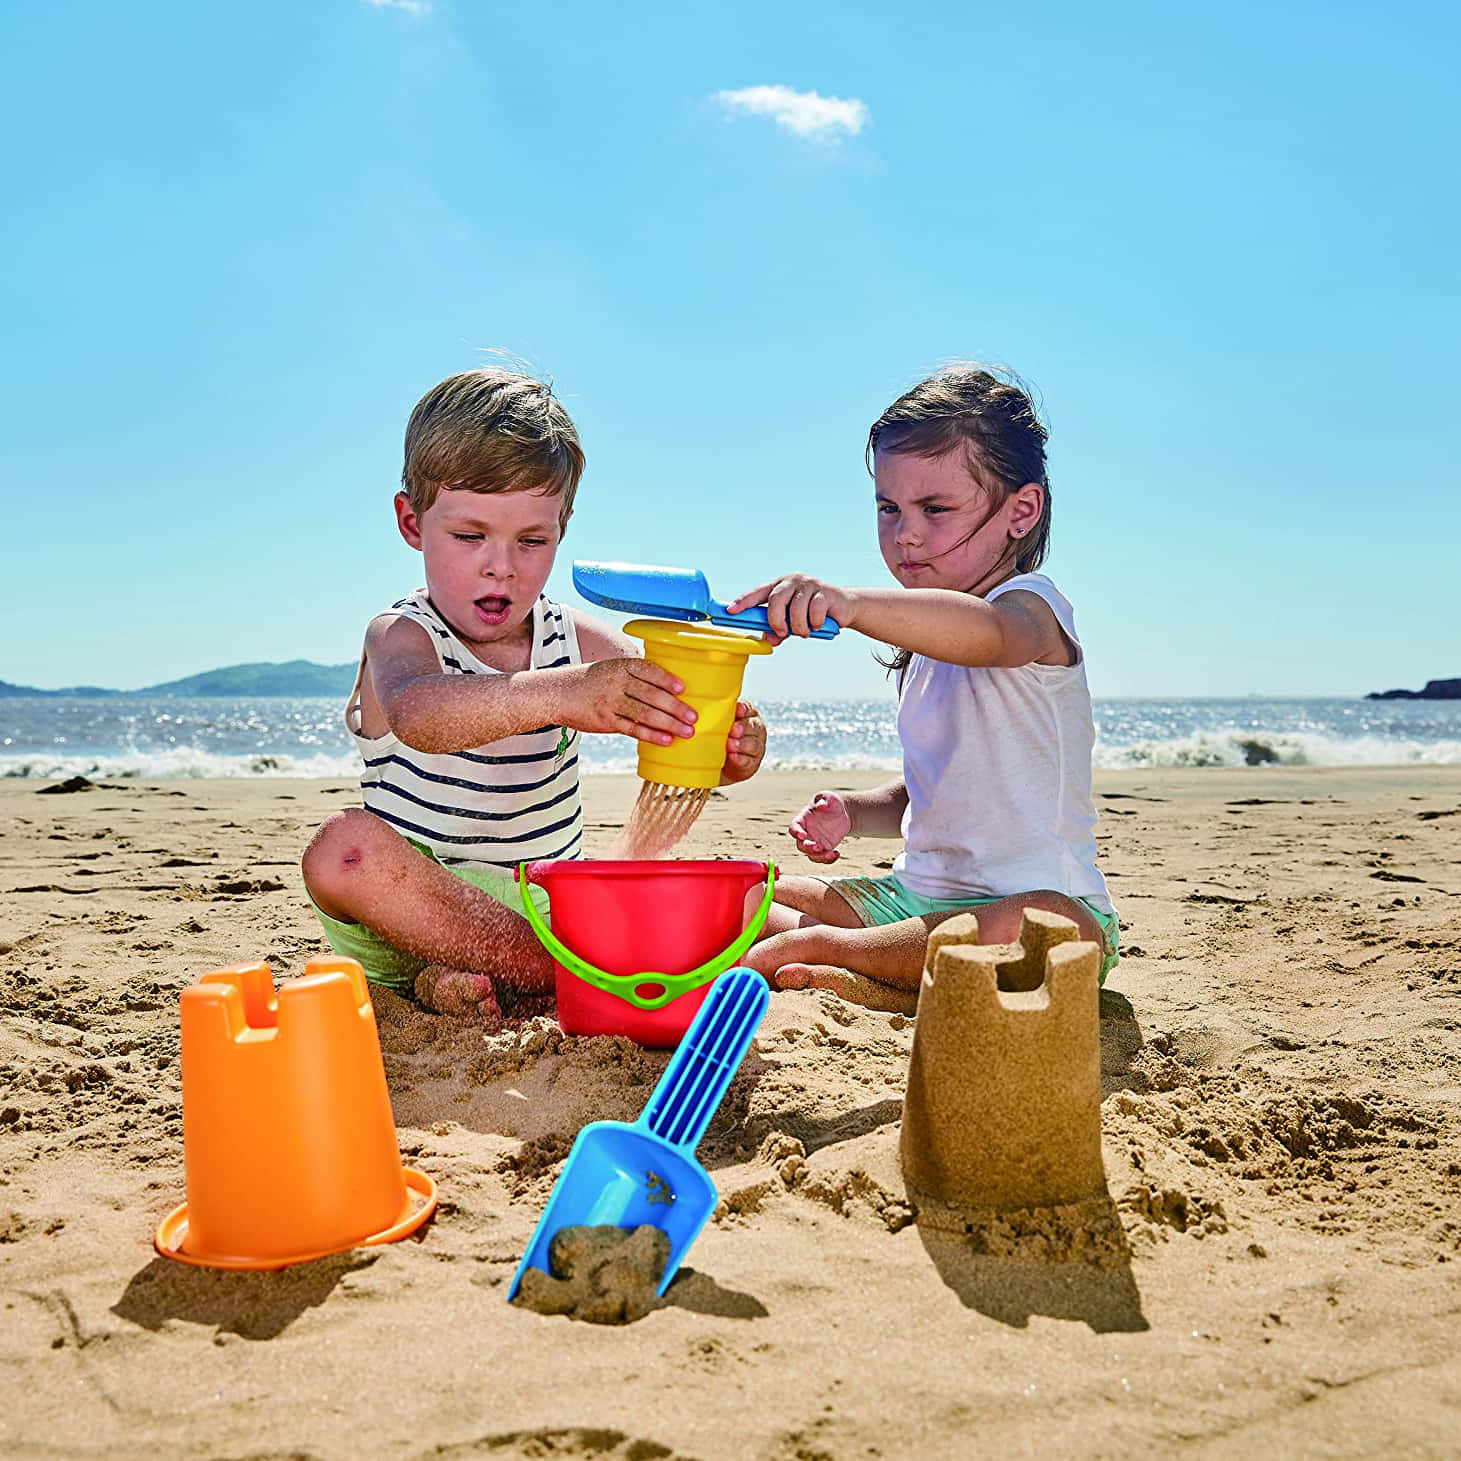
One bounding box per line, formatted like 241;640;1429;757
726;575;853;643
720;701;766;784
789;791;852;864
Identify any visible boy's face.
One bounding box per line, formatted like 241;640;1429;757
395;487;563;652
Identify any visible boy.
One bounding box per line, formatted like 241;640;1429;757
302;369;766;1017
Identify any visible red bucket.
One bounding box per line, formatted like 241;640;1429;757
518;859;775;1047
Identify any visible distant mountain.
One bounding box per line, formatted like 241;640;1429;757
144;660;359;697
0;660;358;698
1365;677;1461;701
0;681;122;698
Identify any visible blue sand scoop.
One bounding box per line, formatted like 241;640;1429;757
573;560;840;640
508;968;770;1300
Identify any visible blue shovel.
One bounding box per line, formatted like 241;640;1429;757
573;560;840;640
508;968;770;1300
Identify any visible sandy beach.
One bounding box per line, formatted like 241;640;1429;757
2;766;1460;1458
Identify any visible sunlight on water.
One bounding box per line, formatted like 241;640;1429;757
1;695;1458;778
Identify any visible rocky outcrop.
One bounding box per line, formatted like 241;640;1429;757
1366;678;1461;701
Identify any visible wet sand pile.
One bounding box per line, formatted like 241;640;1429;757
514;1224;671;1324
2;768;1460;1457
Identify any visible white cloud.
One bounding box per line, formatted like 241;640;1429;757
715;85;869;141
365;0;430;15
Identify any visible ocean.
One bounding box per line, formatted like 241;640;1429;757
2;695;1459;780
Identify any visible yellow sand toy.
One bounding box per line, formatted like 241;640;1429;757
624;618;772;789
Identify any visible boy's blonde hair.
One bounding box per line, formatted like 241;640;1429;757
401;369;585;529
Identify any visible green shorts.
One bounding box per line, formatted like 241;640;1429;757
825;872;1120;983
308;838;550;995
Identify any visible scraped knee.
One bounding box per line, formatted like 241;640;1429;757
301;808;394;913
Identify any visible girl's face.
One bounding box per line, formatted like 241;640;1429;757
873;448;1037;595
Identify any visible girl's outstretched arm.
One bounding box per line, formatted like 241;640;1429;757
726;575;1072;669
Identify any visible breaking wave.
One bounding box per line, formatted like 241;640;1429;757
1;694;1457;776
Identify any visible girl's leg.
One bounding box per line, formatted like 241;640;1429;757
746;874;867;939
742;889;1104;1008
301;809;554;1013
740;915;936;991
941;890;1106;951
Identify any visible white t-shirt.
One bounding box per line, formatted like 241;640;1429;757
892;573;1113;914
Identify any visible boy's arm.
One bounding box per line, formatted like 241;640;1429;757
727;579;1075;669
570;609;639;664
365;613;696;755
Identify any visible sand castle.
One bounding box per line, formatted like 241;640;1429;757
900;908;1106;1226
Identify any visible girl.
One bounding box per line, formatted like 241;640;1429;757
727;364;1117;1005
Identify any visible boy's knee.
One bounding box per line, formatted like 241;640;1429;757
301;809;394;904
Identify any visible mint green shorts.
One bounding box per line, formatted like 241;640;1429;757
826;872;1120;983
309;839;550;996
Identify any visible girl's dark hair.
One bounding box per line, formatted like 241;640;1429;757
867;363;1051;681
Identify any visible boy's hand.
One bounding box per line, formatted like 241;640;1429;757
789;791;852;863
720;701;766;784
568;659;698;745
726;574;853;643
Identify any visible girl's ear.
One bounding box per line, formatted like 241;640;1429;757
1008;482;1044;538
395;492;424;550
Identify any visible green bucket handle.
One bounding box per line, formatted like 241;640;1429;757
516;861;777;1011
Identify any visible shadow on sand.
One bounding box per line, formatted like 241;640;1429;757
662;1267;769;1320
112;1250;379;1340
1099;987;1146;1097
917;1213;1148;1333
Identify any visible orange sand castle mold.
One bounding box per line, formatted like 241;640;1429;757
155;954;437;1269
900;909;1106;1226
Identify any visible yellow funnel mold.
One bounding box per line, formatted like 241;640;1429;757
625;619;772;789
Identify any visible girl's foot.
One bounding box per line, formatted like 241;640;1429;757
413;964;504;1022
739;926;833;978
774;962;918;1015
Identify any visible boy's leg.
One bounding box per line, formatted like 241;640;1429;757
742;890;1105;1006
747;873;867;938
301;809;553;1011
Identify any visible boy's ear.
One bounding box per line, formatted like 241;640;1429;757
395;492;424;551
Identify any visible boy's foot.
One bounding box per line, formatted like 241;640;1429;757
413;964;503;1022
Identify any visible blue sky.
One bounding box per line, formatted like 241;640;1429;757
2;1;1456;699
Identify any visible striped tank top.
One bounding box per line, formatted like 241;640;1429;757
346;589;584;873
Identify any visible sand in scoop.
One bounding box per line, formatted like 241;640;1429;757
513;1224;671;1325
